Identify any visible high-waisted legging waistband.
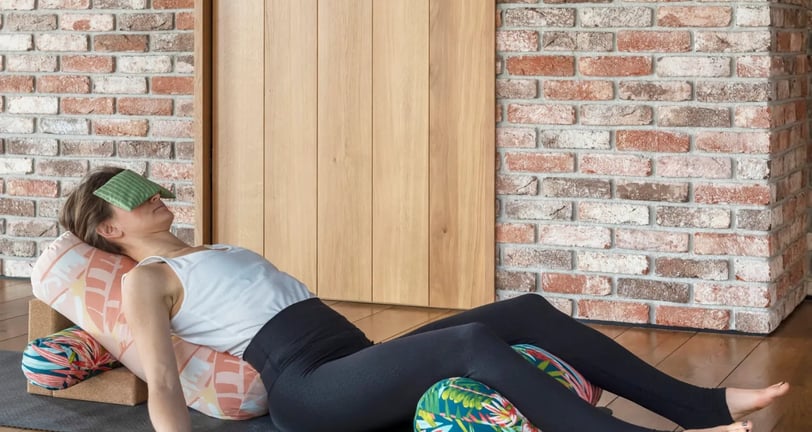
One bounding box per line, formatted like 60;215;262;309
242;297;373;391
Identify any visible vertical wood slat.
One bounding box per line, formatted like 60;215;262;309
264;0;318;291
372;0;430;306
211;0;265;253
318;0;373;301
428;0;495;308
193;0;212;245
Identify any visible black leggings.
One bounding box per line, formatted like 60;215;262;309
243;295;733;432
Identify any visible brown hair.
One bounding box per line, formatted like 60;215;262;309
59;166;125;254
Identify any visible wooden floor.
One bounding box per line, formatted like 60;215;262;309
1;277;809;431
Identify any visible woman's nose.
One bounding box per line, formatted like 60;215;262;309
150;193;161;202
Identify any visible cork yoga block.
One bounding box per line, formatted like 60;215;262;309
26;298;148;406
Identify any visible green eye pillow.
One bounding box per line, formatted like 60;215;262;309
92;169;175;211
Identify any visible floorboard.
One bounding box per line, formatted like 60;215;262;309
352;306;450;342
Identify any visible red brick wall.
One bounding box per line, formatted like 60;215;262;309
0;0;195;278
1;0;809;332
495;0;810;332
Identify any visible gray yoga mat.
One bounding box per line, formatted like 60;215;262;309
0;350;274;432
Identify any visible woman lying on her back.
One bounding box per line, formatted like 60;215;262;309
59;167;789;432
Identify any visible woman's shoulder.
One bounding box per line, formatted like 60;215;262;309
123;262;176;293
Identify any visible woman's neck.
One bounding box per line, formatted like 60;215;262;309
122;232;196;262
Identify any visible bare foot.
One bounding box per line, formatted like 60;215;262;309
726;382;790;420
685;420;753;432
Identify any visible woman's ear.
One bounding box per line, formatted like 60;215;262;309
96;220;123;240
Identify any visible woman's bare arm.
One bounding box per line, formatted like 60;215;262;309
123;266;191;432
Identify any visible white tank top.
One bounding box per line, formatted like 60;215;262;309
134;245;314;358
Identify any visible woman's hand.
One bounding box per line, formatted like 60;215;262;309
123;266;191;432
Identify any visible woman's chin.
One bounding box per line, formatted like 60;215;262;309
158;211;175;227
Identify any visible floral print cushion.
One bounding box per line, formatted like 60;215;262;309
22;325;120;390
414;344;602;432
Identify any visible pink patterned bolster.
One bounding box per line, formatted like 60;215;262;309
30;231;268;419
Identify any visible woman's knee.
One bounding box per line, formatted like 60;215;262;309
447;322;504;356
510;293;556;313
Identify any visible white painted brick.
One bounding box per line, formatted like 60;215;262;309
7;96;58;114
93;76;148;94
117;55;173;73
175;55;194;74
0;0;35;10
734;258;779;282
578;202;650;225
580;7;652;28
736;158;770;180
0;34;33;51
151;119;192;138
539;224;611;248
6;54;58;72
695;283;771;307
504;199;572;220
88;159;146;174
39;0;91;7
3;259;33;278
34;34;88;51
0;117;35;133
615;229;689;252
737;6;770;27
0;158;33;174
36;200;62;219
40;117;89;135
657;57;731;77
540;130;611;149
96;0;147;8
577;251;649;274
60;14;115;31
497;128;536;148
696;31;771;53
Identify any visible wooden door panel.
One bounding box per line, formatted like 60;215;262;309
428;0;495;308
317;0;373;301
209;0;494;308
372;0;430;306
264;0;318;291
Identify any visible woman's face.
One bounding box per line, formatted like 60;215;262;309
106;193;175;237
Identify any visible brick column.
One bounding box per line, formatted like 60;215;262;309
495;0;809;332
